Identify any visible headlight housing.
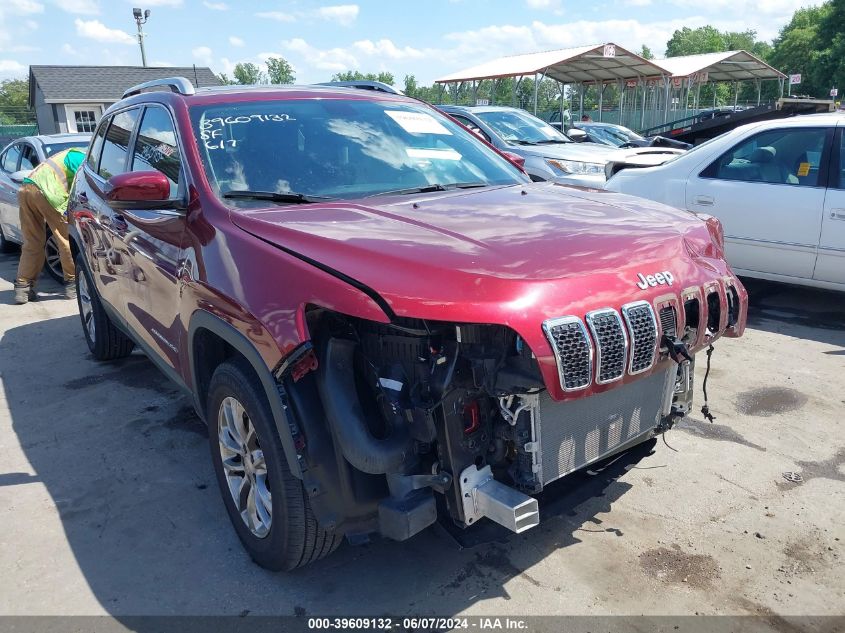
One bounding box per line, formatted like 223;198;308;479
546;158;605;176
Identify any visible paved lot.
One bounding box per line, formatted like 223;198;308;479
0;250;842;620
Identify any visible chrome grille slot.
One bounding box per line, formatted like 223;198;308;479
659;305;677;338
586;309;628;384
621;301;657;374
543;316;592;391
726;286;740;327
706;290;721;333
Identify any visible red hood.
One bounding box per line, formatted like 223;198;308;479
231;182;726;313
230;182;745;400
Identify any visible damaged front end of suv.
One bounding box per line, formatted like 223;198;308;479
272;245;746;546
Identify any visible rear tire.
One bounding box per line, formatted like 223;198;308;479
76;255;135;360
207;358;341;571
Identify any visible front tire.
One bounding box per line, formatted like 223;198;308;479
207;358;341;570
76;255;135;360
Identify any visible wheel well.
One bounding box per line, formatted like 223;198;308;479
192;326;265;420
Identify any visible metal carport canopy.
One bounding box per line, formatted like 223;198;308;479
434;43;667;84
653;50;786;82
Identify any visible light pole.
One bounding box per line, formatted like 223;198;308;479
133;7;150;67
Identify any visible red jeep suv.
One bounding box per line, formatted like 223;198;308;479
68;77;747;570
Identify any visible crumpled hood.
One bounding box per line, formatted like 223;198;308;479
518;142;682;164
231;182;727;322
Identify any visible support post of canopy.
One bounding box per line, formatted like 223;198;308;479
533;73;539;115
662;76;670;124
713;81;717;107
640;80;647;131
579;83;584;120
618;79;624;127
472;80;478;105
733;81;739;109
695;79;701;114
779;77;785;98
598;82;604;122
558;81;565;130
756;78;762;106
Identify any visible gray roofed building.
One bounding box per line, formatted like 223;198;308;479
28;65;220;135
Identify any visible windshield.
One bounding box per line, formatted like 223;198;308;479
190;99;525;200
583;125;645;147
43;141;89;157
475;110;570;145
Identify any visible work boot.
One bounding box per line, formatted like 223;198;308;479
14;283;37;305
64;280;77;300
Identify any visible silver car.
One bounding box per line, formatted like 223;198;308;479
0;133;91;281
439;105;682;187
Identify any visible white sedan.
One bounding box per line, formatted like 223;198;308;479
605;113;845;291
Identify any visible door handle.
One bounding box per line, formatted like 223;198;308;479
695;195;714;206
830;209;845;221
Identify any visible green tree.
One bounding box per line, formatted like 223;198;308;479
403;74;418;97
330;70;395;85
266;57;295;84
215;73;236;85
666;26;726;56
0;79;32;125
769;4;830;97
817;0;845;98
233;62;264;85
638;45;654;60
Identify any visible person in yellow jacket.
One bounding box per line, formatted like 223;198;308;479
14;147;85;305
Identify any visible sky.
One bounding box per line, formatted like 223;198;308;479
0;0;823;84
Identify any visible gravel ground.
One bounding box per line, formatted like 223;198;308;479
0;250;842;623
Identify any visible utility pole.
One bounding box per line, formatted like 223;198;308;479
133;7;151;67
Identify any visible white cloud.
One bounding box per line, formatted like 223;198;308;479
7;0;43;14
256;10;296;22
192;45;214;66
74;18;135;45
151;60;175;67
229;36;245;47
352;39;425;60
525;0;560;8
624;0;652;6
202;1;228;9
130;0;182;6
283;37;358;72
317;4;359;26
0;59;27;76
60;0;99;14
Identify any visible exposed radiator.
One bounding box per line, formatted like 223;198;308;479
536;367;674;485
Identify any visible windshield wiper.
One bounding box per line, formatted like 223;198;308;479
366;182;488;197
535;139;570;144
222;189;334;204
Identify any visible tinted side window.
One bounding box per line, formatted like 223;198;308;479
19;144;38;169
98;108;140;180
2;144;21;172
131;106;181;197
87;120;108;171
701;128;828;187
836;131;845;190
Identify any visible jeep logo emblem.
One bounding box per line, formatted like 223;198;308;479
636;271;674;289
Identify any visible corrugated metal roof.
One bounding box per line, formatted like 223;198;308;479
435;46;785;85
435;43;668;84
654;50;785;81
29;65;221;106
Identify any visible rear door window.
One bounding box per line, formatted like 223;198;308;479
87;119;108;171
131;106;181;197
20;144;38;169
98;108;140;180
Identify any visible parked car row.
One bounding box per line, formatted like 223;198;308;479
51;77;747;571
438;105;684;187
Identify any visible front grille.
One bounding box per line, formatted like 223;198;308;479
543;316;592;391
659;305;677;338
586;309;627;384
706;290;721;332
621;301;658;374
536;367;673;484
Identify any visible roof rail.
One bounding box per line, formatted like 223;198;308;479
122;76;196;99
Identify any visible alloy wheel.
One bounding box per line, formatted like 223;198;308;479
45;235;63;281
78;273;96;343
217;396;272;538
